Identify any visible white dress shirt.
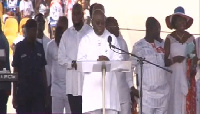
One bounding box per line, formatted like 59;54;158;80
77;29;122;113
58;24;91;96
37;35;51;86
46;40;66;97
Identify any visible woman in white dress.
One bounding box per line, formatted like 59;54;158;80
164;6;198;114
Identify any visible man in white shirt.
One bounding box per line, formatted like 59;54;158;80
3;0;20;15
77;9;122;114
35;13;51;54
46;26;71;114
58;3;91;113
105;17;138;114
48;0;63;38
34;13;51;113
130;17;169;114
19;0;34;18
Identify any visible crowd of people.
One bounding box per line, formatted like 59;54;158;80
0;1;200;114
0;0;89;39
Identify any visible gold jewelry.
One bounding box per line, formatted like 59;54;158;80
176;31;185;40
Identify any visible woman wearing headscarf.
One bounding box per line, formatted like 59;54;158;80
164;6;198;114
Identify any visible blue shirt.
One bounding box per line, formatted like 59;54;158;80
12;38;46;96
0;30;11;91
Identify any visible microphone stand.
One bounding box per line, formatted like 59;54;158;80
110;44;172;114
101;62;106;114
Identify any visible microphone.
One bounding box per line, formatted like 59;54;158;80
108;36;112;49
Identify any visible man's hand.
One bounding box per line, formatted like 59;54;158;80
130;86;139;98
130;86;139;105
97;55;109;61
71;60;77;70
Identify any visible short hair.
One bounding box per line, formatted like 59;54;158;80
89;3;97;17
72;3;83;11
34;13;44;20
57;16;68;30
93;3;104;12
57;16;68;25
146;17;159;31
25;19;37;29
106;17;118;26
92;9;105;20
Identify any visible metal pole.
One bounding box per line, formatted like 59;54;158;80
102;62;106;114
139;63;143;114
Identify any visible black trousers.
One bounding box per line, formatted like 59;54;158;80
45;94;52;114
68;94;82;114
0;90;9;114
17;95;45;113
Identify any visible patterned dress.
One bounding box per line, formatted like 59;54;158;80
186;58;196;114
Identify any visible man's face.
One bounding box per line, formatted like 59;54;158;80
151;22;161;39
26;27;37;42
92;13;105;35
35;16;45;31
106;20;119;37
72;8;83;25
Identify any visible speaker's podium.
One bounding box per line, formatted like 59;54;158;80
75;61;132;114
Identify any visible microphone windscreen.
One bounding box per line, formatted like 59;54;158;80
108;36;112;43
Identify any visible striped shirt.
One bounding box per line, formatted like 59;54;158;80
130;38;169;108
